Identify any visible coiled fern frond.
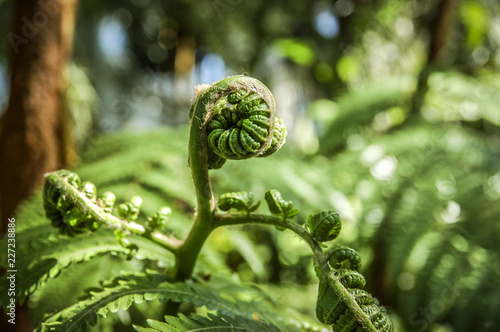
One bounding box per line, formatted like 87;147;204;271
316;247;393;332
190;75;286;169
43;170;101;236
42;169;179;253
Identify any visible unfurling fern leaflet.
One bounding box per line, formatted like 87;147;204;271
327;245;362;271
117;196;143;221
43;170;100;236
190;75;286;169
316;246;393;332
217;191;260;214
307;211;342;242
264;189;299;219
43;170;177;253
147;206;172;231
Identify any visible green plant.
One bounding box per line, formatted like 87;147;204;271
1;76;393;331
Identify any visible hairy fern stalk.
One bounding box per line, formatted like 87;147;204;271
0;76;393;331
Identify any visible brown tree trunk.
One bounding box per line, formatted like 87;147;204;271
428;0;457;64
0;0;77;232
407;0;457;122
0;0;77;330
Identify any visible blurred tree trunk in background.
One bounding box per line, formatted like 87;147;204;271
407;0;457;122
368;0;458;306
0;0;77;329
0;0;77;235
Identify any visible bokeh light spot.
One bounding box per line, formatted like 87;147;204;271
313;10;339;39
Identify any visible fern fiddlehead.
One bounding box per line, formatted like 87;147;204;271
190;75;286;170
43;169;180;251
217;189;394;331
316;246;394;332
43;170;100;236
176;75;288;280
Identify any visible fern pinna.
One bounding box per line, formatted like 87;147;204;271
1;76;393;331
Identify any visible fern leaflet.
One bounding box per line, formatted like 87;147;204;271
0;228;174;306
133;313;282;332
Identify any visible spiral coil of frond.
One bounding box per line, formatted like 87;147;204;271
43;170;101;236
316;246;393;332
190;75;286;169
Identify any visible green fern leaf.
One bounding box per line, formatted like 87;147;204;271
37;272;254;331
134;313;283;332
37;271;325;332
0;228;174;306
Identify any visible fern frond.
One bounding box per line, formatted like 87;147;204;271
317;121;500;330
80;128;188;164
134;313;282;332
38;271;326;332
38;272;251;331
10;191;50;232
319;79;410;154
38;272;166;332
0;228;174;306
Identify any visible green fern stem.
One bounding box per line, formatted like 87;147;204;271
175;76;282;281
215;212;388;332
216;213;329;272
